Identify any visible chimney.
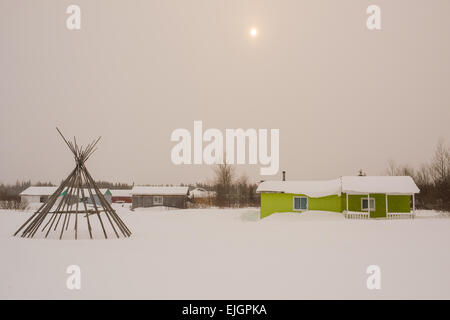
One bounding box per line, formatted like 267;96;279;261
282;171;286;181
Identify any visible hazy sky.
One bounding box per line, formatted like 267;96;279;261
1;0;449;185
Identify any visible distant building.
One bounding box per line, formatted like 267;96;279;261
19;186;114;206
189;187;216;199
131;186;189;209
110;189;132;203
19;186;59;204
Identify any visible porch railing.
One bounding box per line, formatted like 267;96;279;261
387;212;415;219
344;211;415;219
344;211;369;219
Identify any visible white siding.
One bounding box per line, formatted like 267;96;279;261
21;195;40;203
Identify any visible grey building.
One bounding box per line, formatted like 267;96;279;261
131;186;189;209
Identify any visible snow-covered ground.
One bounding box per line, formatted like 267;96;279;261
0;205;449;299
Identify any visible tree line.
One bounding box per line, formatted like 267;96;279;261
385;139;450;211
2;139;449;211
188;163;260;208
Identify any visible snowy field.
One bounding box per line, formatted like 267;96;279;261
0;204;449;299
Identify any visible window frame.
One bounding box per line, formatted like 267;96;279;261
293;196;308;211
361;197;375;211
153;195;164;205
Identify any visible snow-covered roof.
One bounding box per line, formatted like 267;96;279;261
20;186;111;196
110;189;132;197
257;179;342;198
131;186;189;196
257;176;419;197
189;188;216;198
20;186;59;196
80;188;110;195
341;176;419;194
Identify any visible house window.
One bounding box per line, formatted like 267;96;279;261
293;196;308;211
153;196;163;205
361;198;375;211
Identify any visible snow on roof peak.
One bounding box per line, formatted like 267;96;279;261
257;179;342;198
341;176;419;194
110;189;132;197
19;186;59;196
20;186;112;197
257;176;419;197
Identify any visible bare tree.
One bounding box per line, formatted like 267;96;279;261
237;174;250;207
415;164;431;187
397;164;415;177
430;138;450;184
386;159;398;176
213;162;235;207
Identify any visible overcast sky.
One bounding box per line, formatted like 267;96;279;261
1;0;449;185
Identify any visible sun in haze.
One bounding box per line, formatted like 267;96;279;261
250;27;258;38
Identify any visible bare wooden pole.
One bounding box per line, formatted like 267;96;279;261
78;173;93;239
82;167;120;238
81;168;108;239
74;173;81;240
43;172;78;238
56;127;77;156
53;173;78;232
15;129;131;239
84;168;131;237
59;172;79;239
15;168;77;237
24;170;78;238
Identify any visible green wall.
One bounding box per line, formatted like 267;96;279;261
346;194;386;218
309;195;342;212
345;194;411;218
260;193;343;219
260;192;411;219
260;193;300;218
387;195;411;212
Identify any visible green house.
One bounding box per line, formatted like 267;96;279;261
257;176;420;219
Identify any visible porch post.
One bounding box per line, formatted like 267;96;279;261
413;194;415;216
386;193;388;216
346;193;348;213
367;194;370;219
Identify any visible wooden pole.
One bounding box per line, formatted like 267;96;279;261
15;167;77;237
81;168;108;239
82;168;122;238
78;170;93;239
29;169;78;238
346;193;349;213
386;193;388;217
74;173;81;239
15;129;131;239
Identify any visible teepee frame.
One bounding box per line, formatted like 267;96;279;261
14;128;132;239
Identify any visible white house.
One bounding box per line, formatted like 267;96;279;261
20;186;59;204
189;187;216;199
